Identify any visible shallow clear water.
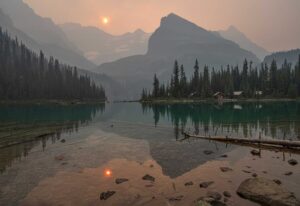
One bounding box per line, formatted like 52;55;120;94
0;102;299;206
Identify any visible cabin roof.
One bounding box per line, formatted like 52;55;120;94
233;91;243;96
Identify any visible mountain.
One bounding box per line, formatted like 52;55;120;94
263;49;300;67
97;13;260;99
0;9;123;100
0;0;96;70
218;26;269;61
60;23;151;65
0;8;43;53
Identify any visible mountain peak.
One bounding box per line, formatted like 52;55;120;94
227;25;239;32
161;13;196;28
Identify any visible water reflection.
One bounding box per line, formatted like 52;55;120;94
0;104;105;173
142;102;300;140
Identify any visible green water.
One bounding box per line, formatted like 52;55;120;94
0;102;299;205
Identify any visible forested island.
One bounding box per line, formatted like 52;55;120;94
0;27;106;102
141;56;300;101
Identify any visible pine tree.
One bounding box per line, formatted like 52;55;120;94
152;74;160;98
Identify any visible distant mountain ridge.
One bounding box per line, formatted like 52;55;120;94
263;49;300;66
60;23;151;65
218;26;269;61
98;13;260;99
0;0;96;70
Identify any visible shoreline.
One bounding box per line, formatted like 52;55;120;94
0;99;106;106
139;98;300;104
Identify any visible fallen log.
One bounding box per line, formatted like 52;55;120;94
183;132;300;149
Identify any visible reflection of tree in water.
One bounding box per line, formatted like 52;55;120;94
142;102;300;140
0;104;105;173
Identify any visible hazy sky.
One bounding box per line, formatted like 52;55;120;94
24;0;300;52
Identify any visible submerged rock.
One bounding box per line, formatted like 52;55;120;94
288;159;298;166
250;150;260;156
207;191;222;201
100;191;116;200
184;181;194;186
200;181;214;188
220;154;228;158
196;200;212;206
204;150;214;155
220;167;232;172
142;174;155;182
237;178;300;206
273;179;282;185
223;191;231;198
115;178;129;184
54;154;64;161
284;171;293;176
60;139;66;143
197;196;227;206
252;173;258;177
168;195;184;201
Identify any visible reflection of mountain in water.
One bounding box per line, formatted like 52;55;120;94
98;102;300;178
0;104;105;173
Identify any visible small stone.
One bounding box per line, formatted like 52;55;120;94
61;162;68;165
142;174;155;182
288;159;298;166
100;191;116;200
223;191;231;198
185;181;194;186
242;170;251;174
196;200;212;206
220;167;232;172
252;173;257;177
168;195;184;201
60;139;66;143
149;164;154;168
251;150;260;156
262;171;267;174
204;150;214;155
115;178;129;184
220;154;228;158
273;179;282;185
224;197;228;202
284;171;293;176
200;181;214;188
207;191;222;201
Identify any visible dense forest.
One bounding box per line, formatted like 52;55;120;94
0;27;106;101
142;56;300;100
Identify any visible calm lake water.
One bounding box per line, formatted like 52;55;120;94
0;102;299;206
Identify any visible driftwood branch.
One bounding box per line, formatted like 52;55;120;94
182;132;300;150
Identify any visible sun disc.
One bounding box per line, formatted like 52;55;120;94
102;17;109;25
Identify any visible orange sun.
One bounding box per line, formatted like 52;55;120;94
102;17;109;25
104;169;112;177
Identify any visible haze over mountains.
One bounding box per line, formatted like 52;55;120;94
98;13;260;98
218;26;269;61
61;23;150;65
264;49;300;67
0;0;96;70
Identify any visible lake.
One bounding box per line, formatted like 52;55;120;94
0;102;299;206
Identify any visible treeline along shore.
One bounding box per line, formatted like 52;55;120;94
141;56;300;102
0;27;106;102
